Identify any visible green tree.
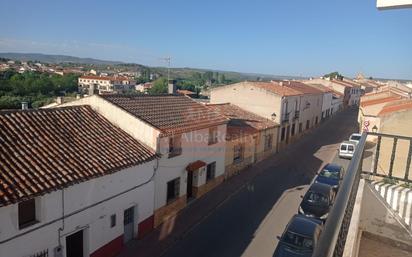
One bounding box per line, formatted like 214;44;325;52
324;72;343;80
148;77;168;94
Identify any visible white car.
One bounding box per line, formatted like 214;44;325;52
349;133;361;145
339;141;356;159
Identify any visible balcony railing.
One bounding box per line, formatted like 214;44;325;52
281;113;289;123
30;249;48;257
294;110;300;120
313;132;412;257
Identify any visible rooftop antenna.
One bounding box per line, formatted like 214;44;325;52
160;56;172;81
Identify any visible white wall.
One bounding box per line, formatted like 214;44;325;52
0;161;156;257
210;82;282;123
59;95;160;150
154;124;227;209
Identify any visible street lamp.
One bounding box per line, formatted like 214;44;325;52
372;125;378;133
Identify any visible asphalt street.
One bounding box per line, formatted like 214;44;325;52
161;109;359;257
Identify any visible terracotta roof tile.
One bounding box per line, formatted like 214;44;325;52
0;106;157;207
186;160;206;171
251;82;303;96
207;103;278;140
101;94;227;136
360;96;402;107
378;100;412;116
80;75;130;81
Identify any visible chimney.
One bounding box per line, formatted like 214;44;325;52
89;84;95;96
76;94;81;99
168;79;176;94
279;81;283;87
56;96;63;105
21;101;28;110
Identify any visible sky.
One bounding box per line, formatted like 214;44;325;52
0;0;411;79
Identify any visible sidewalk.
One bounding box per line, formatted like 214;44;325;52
117;110;350;257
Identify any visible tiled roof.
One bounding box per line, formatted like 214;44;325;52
230;81;323;97
360;96;402;107
0;106;157;207
101;94;228;136
80;75;130;81
378;100;412;116
207;103;278;140
332;79;360;88
186;160;206;171
177;89;195;95
305;83;333;93
251;82;303;96
284;81;324;95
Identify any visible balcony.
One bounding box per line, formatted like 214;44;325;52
281;113;289;123
313;132;412;257
294;110;300;120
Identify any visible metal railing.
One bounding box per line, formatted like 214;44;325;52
282;113;289;123
362;132;412;183
30;249;48;257
313;132;367;257
313;131;412;257
294;110;300;120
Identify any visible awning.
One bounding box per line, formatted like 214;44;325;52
186;160;206;172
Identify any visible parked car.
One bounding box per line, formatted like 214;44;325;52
314;163;344;190
339;141;356;159
349;133;362;145
273;214;323;257
298;183;335;221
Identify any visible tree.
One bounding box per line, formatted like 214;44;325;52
323;72;343;80
148;77;168;94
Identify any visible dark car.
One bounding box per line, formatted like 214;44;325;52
273;214;323;257
314;163;344;190
298;183;335;221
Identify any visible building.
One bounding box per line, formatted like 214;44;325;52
305;78;362;107
0;106;158;257
210;81;324;149
207;103;279;178
135;82;153;93
358;89;410;133
78;75;136;95
305;83;343;120
58;94;228;227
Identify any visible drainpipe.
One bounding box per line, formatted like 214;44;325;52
57;188;65;246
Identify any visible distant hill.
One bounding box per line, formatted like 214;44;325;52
0;52;306;81
0;52;123;65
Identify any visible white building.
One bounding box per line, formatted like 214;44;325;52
78;75;136;95
0;106;158;257
135;82;153;93
305;78;362;107
58;94;228;227
305;83;344;119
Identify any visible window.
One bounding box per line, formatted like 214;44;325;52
18;198;37;229
168;135;182;158
281;127;286;141
299;123;302;133
291;123;296;136
264;134;273;151
233;144;244;163
110;214;116;228
206;162;216;182
306;120;310;130
208;127;218;145
167;178;180;203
